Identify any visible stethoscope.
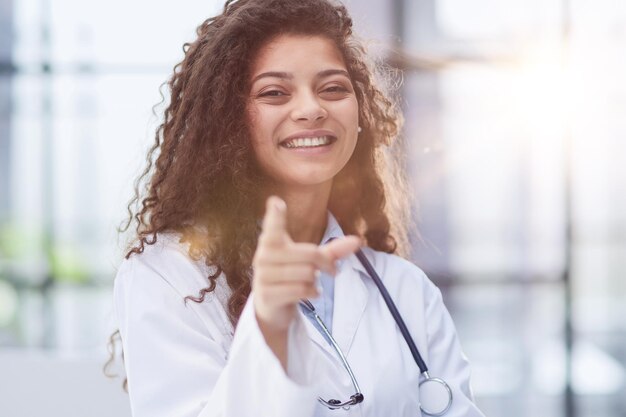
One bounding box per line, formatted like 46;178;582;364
299;248;453;416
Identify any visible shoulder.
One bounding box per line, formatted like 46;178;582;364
113;232;233;337
114;232;224;305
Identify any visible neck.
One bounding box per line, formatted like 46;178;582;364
263;182;332;244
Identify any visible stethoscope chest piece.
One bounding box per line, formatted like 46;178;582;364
418;374;453;416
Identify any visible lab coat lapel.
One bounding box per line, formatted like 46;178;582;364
299;309;338;358
298;257;368;359
332;254;368;355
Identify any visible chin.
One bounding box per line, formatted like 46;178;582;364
284;171;337;187
289;176;334;187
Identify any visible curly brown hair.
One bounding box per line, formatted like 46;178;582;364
105;0;412;390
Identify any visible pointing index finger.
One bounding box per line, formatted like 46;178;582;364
259;196;289;246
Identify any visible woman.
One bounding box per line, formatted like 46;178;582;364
111;0;485;416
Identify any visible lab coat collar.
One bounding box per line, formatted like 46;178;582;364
319;210;343;245
300;211;369;358
321;211;368;276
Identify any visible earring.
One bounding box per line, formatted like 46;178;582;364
357;126;362;133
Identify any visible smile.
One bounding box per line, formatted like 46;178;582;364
281;136;337;149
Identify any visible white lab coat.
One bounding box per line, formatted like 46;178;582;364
114;221;485;417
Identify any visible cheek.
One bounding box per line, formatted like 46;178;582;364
247;105;276;140
340;97;359;124
352;98;360;122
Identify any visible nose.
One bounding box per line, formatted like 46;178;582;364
290;91;328;123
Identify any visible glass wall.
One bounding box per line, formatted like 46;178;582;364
397;0;626;416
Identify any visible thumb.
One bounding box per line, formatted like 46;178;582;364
320;235;362;261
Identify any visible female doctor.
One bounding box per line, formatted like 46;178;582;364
111;0;486;416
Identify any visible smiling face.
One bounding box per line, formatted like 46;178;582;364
247;34;359;191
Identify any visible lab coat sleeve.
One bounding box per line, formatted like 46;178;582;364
114;254;319;417
423;281;485;417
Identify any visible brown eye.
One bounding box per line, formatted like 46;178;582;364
259;90;288;97
322;85;348;94
320;84;351;100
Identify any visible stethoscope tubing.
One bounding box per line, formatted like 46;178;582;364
354;249;429;375
355;249;453;416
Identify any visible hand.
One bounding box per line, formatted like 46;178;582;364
252;196;362;335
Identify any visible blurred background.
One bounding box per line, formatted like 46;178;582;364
0;0;625;415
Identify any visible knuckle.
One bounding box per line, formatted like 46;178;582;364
253;251;275;268
308;247;323;262
296;244;315;259
295;265;314;282
313;249;328;264
305;264;316;277
299;242;316;251
303;283;318;298
253;267;273;284
255;287;269;304
298;285;311;299
254;246;270;259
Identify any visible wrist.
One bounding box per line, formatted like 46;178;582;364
256;311;292;371
255;304;296;335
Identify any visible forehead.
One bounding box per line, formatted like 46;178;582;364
250;34;347;77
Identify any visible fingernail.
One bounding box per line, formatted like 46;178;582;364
274;198;286;212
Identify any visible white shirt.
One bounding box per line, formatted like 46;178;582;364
113;213;485;417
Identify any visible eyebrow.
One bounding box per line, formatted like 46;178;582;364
251;69;350;84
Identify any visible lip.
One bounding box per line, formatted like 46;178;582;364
279;129;338;145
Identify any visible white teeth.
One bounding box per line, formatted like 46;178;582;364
283;136;332;148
